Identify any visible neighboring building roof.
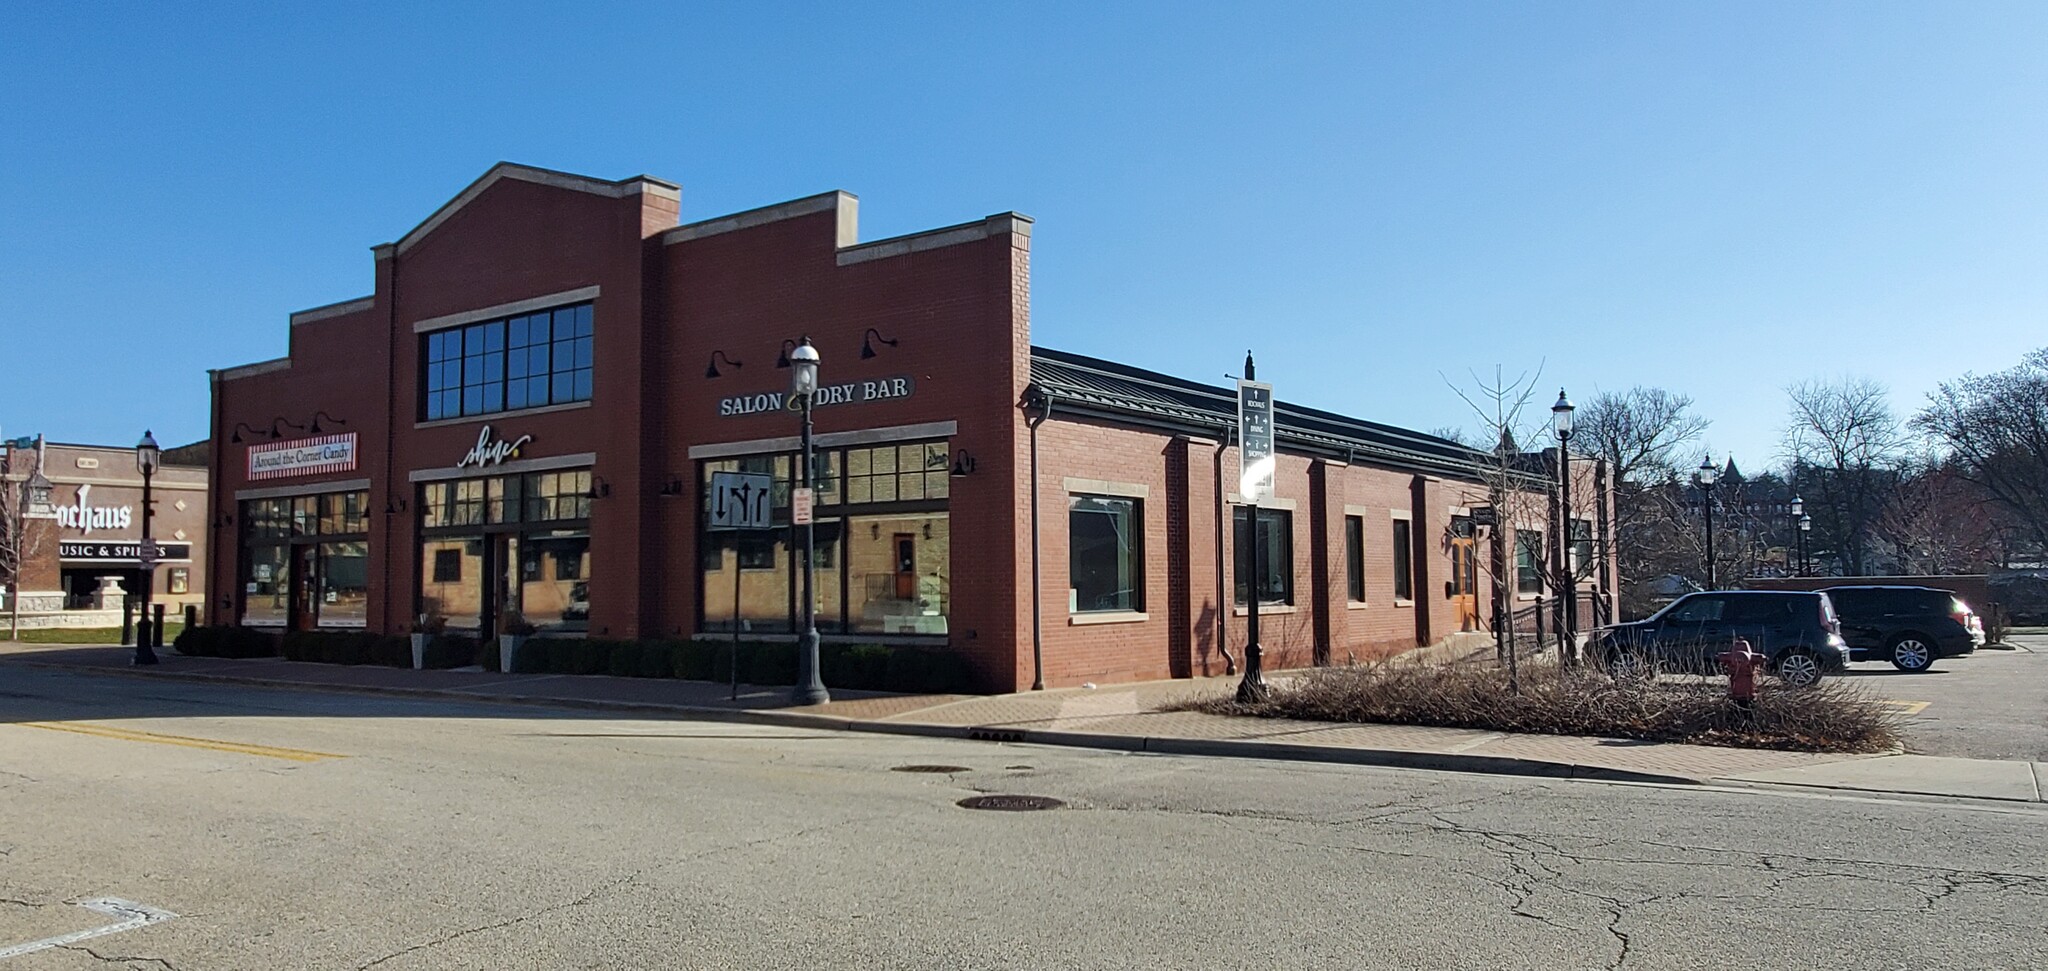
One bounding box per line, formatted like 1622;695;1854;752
1028;347;1494;480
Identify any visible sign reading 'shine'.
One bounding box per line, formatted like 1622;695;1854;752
248;433;358;480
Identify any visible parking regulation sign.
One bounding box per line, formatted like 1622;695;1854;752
1237;379;1275;504
791;487;815;526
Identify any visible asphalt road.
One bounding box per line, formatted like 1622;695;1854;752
1;668;2044;970
1845;633;2048;762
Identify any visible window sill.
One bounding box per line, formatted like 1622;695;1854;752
1069;611;1149;626
1232;604;1298;616
1392;598;1415;608
1517;593;1541;602
1346;601;1370;611
415;399;592;429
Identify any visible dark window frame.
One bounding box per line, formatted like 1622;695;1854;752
1069;494;1144;614
1232;506;1294;607
421;302;593;421
1391;518;1414;602
1344;515;1366;603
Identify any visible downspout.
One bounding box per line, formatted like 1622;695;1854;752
1023;383;1053;691
1213;424;1235;676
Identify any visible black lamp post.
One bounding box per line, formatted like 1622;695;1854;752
787;338;829;706
1799;513;1812;577
1694;455;1719;590
1551;389;1575;657
1789;494;1805;576
134;430;161;665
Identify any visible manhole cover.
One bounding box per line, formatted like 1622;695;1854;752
956;794;1065;811
891;764;973;773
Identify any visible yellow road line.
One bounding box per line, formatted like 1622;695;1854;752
1885;701;1932;716
14;721;346;763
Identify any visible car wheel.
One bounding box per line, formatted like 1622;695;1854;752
1889;635;1935;673
1774;650;1824;688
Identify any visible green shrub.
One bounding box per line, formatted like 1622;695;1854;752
674;640;717;680
173;625;280;659
710;640;755;684
506;637;550;674
421;634;476;669
544;638;578;674
746;641;798;686
479;636;502;672
636;642;674;678
569;639;608;675
603;640;641;678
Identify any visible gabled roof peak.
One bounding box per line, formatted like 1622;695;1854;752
379;162;681;258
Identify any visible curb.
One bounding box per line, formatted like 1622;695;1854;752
0;657;1702;787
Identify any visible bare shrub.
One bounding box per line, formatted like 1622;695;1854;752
1169;663;1899;754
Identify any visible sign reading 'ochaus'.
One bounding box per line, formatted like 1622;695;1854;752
717;376;915;417
248;433;358;481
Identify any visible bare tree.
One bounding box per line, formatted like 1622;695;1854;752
1;444;53;639
1875;456;2010;574
1443;365;1552;691
1915;349;2048;555
1782;377;1905;576
1574;387;1710;615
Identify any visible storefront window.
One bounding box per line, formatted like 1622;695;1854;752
239;489;369;628
519;531;589;632
1517;530;1544;595
699;441;947;637
420;537;483;629
317;541;370;627
417;470;592;635
244;544;289;625
1069;495;1140;613
848;514;948;635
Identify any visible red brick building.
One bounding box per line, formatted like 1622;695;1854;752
207;163;1611;691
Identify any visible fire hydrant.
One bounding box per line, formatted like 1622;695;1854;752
1721;637;1765;708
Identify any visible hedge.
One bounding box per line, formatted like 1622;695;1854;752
172;625;280;659
175;625;979;693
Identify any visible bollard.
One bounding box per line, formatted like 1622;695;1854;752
1720;637;1764;709
120;596;135;646
152;603;166;649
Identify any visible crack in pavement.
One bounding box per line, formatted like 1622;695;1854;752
52;943;182;970
352;813;895;970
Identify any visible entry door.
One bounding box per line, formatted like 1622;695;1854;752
1450;533;1479;631
893;534;916;600
290;545;320;631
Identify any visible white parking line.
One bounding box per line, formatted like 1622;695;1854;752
0;897;177;960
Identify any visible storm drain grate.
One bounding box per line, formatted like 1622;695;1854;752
891;764;974;773
957;794;1065;812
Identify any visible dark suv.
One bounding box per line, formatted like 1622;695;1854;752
1594;590;1850;687
1823;585;1983;672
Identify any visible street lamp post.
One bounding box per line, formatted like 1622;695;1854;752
1799;513;1812;577
787;338;829;706
1695;455;1719;590
1789;494;1805;576
134;430;161;666
1551;389;1576;660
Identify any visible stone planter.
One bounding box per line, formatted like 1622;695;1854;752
498;634;528;673
410;633;432;670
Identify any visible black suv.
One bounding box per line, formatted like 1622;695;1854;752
1594;590;1850;687
1823;585;1983;672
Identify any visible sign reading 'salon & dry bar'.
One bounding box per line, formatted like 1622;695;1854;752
717;376;915;417
248;433;358;481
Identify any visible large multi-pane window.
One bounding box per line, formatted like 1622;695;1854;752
1391;518;1414;602
417;470;593;634
1344;515;1365;603
1517;530;1545;595
1069;495;1141;613
1232;507;1293;606
1569;519;1594;577
422;302;593;420
240;490;371;628
699;439;951;637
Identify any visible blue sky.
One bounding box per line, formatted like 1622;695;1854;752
5;2;2046;471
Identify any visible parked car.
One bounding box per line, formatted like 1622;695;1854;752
1822;585;1983;672
1593;590;1849;687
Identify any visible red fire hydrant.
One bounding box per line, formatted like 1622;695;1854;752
1721;637;1764;708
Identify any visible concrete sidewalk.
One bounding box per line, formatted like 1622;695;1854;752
4;641;2038;801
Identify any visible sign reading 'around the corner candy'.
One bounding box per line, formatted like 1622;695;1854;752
718;376;915;417
248;432;358;481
